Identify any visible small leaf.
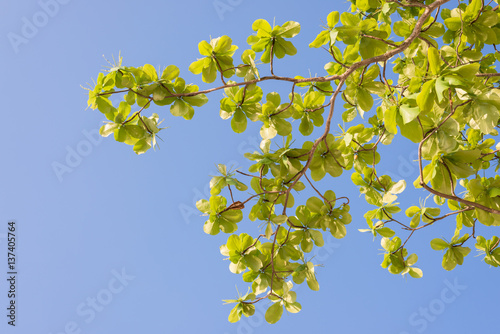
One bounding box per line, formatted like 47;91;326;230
390;180;406;194
265;302;283;324
99;123;119;137
428;47;441;75
409;267;423;278
399;105;420;124
431;238;448;250
170;99;189;117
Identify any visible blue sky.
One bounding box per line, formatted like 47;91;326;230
0;0;499;333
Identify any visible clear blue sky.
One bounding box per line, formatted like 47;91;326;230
0;0;498;333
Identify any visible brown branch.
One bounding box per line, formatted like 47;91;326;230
269;223;282;294
269;83;297;117
441;160;457;197
382;209;413;230
212;53;227;85
242;234;265;254
228;184;235;202
305;101;332;113
121;99;152;125
361;33;398;47
304;173;333;209
386;0;428;8
382;60;395;97
97;89;129;96
270;38;276;76
418;36;451;66
421;5;441;32
419;207;474;227
328;46;349;69
240;292;272;304
238;84;249;107
323;138;347;169
420;183;500;215
476;72;500;77
490;238;500;252
138;114;153;134
481;149;500;157
236;170;259;178
469;0;485;25
392;230;415;254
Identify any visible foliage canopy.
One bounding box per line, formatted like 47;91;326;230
86;0;500;324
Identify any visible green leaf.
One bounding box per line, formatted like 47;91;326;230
390;180;406;194
299;116;313;136
189;58;206;75
228;304;241;323
416;79;436;113
222;209;243;223
470;102;499;134
428;47;441;75
242;303;255;317
364;65;380;82
213;35;234;53
260;125;278;140
409;267;423;278
161;65;180;81
340;12;360;26
285;301;302;314
446;63;480;79
184;94;208;107
444;17;462;31
125;124;146;139
142;64;158;81
343;108;357;122
100;123;119;138
464;0;481;21
357;88;373;112
202;61;218;83
306;273;319;291
309;230;324;247
406;253;418;266
170;99;190;117
327;11;339;28
306;197;324;213
377;227;395;238
405;206;421;217
231;109;247;133
272;119;292;136
244;255;262;272
133;139;151;155
252;19;272;33
383;106;397;134
394;21;412;37
309;30;330;48
279;21;301;38
265;302;283;324
431;238;448;251
196;199;210;213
